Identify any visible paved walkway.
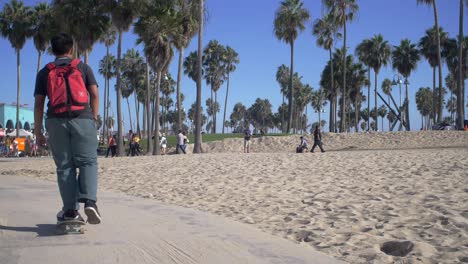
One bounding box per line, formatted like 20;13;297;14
0;175;344;264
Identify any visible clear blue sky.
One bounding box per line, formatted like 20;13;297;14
0;0;465;132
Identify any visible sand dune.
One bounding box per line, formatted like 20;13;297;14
1;131;467;263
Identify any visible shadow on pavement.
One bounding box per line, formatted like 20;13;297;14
0;224;60;237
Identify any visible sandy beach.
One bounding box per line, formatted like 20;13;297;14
1;131;467;263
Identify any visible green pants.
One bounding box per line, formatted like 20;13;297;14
46;118;98;211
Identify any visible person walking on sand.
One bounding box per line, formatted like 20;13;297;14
311;126;325;153
106;135;117;158
34;33;102;224
244;127;252;153
176;130;186;154
160;133;167;155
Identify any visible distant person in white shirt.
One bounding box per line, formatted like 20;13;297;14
176;130;186;154
160;133;167;155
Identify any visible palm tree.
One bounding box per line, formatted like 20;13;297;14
417;0;444;123
387;111;396;131
313;13;341;133
381;78;392;107
33;2;50;73
276;64;290;131
0;0;35;138
99;26;117;142
377;105;387;131
134;2;175;155
348;62;368;132
443;37;468;130
392;39;420;131
368;34;391;131
203;40;226;134
418;26;448;123
107;0;142;156
310;88;327;128
322;0;359;132
274;0;310;133
98;54;116;140
446;97;457;123
194;0;204;153
457;0;465;130
355;38;372;131
172;0;200;131
416;87;433;129
222;46;239;134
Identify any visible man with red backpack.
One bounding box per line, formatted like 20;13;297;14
34;33;102;225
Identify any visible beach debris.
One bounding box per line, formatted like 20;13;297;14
380;240;414;257
295;230;313;242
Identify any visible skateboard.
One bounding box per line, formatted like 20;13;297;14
56;220;86;235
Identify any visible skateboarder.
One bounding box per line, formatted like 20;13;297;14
34;33;102;224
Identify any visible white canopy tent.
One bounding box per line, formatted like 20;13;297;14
7;129;33;137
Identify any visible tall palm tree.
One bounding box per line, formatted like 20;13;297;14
194;0;204;153
99;25;117;142
98;54;116;140
172;0;200;131
310;88;327;128
355;38;373;131
203;40;225;134
416;87;433;129
418;26;448;123
368;34;391;130
276;64;290;131
348;62;368;132
417;0;443;122
222;46;239;134
313;13;341;133
0;0;35;138
274;0;310;133
33;2;50;73
106;0;142;156
377;105;387;132
392;39;420;131
134;1;175;155
322;0;359;132
457;0;465;130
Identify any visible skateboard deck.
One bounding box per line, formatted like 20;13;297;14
56;220;86;235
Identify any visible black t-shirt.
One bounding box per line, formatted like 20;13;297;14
34;57;97;119
314;130;321;141
244;129;251;140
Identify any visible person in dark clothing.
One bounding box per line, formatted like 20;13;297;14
311;126;325;153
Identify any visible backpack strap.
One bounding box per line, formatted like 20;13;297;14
46;62;56;70
70;59;81;68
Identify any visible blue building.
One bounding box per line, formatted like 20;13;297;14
0;103;34;130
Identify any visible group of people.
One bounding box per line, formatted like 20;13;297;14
0;135;40;157
297;126;326;153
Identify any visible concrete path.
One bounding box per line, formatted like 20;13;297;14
0;175;344;264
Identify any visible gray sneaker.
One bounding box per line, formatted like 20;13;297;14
84;200;102;224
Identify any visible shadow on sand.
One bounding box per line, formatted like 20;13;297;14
0;224;60;237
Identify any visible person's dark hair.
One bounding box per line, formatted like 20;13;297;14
51;33;73;55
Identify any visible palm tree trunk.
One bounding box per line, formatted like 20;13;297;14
457;0;464;130
355;98;359;132
177;47;184;131
374;71;378;131
287;41;294;134
222;71;230;134
126;97;133;132
405;79;411;130
367;68;371;131
194;0;204;153
334;96;337;132
421;113;424;130
432;66;436;124
433;0;443;123
134;93;140;135
116;31;124;156
341;16;347;133
16;50;20;138
153;72;161;155
37;51;42;74
214;91;218;134
329;48;335;133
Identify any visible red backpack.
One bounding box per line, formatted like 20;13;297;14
46;59;88;114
